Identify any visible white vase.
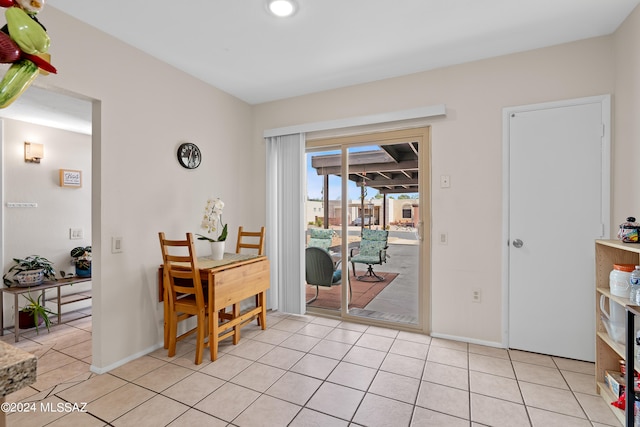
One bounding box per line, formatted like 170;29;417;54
210;241;225;260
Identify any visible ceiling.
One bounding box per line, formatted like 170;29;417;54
2;0;640;132
45;0;639;105
0;84;93;134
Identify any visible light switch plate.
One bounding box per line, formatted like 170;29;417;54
439;232;448;245
70;228;83;240
111;237;123;253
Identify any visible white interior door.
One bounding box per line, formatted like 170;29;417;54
507;96;609;362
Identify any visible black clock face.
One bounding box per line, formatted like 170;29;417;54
177;143;201;169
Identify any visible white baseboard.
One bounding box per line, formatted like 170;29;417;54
430;332;505;349
90;342;163;374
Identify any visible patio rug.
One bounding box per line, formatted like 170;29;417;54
306;271;398;310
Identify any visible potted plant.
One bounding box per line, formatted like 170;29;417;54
18;291;56;332
3;255;57;287
196;198;228;260
70;246;91;277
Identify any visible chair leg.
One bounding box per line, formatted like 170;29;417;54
306;285;319;304
163;290;170;349
167;314;177;357
194;311;205;365
355;264;385;282
163;300;169;349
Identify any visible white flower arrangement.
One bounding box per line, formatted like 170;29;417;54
196;198;228;242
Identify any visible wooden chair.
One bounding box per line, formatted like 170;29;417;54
236;226;266;255
158;232;208;365
234;226;266;325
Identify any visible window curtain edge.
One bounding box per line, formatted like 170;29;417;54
265;133;306;314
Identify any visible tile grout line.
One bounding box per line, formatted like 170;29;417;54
508;348;535;426
8;312;615;426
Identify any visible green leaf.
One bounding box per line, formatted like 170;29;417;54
195;234;214;242
218;224;228;242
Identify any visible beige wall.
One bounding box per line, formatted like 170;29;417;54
613;6;640;222
11;5;638;368
34;7;255;370
254;36;617;344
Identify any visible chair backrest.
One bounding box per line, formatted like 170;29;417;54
308;228;333;251
359;229;389;257
305;247;339;287
236;226;266;255
158;232;205;307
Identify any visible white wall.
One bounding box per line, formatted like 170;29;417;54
2;119;92;324
253;35;616;345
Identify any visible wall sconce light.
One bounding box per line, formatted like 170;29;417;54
24;142;44;163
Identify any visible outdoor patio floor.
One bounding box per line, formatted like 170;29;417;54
308;227;420;325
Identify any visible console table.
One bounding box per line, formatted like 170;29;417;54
0;277;92;342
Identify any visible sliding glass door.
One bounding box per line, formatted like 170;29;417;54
304;128;429;330
304;147;344;313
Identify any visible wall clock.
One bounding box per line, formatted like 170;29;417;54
177;142;201;169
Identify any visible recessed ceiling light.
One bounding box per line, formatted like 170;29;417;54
267;0;297;18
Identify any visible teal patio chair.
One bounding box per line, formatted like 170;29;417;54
305;247;350;303
308;228;334;251
350;229;389;282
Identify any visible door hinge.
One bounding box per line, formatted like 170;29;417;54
602;123;605;138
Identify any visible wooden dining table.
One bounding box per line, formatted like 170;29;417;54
159;252;270;360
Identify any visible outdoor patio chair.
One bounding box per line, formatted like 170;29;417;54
350;228;389;282
305;247;350;303
308;228;334;251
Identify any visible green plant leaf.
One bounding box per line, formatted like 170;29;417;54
195;234;214;242
21;290;56;333
218;224;228;242
6;255;57;282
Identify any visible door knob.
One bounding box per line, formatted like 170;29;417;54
512;239;524;248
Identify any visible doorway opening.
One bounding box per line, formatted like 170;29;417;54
0;85;96;346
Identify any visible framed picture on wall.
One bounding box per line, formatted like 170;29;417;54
59;169;82;187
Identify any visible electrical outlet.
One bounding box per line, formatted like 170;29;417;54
472;288;481;303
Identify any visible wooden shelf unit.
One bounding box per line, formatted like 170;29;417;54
595;239;640;424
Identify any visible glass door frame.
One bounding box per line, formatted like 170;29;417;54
306;127;431;334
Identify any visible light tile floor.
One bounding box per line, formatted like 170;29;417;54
1;311;624;427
